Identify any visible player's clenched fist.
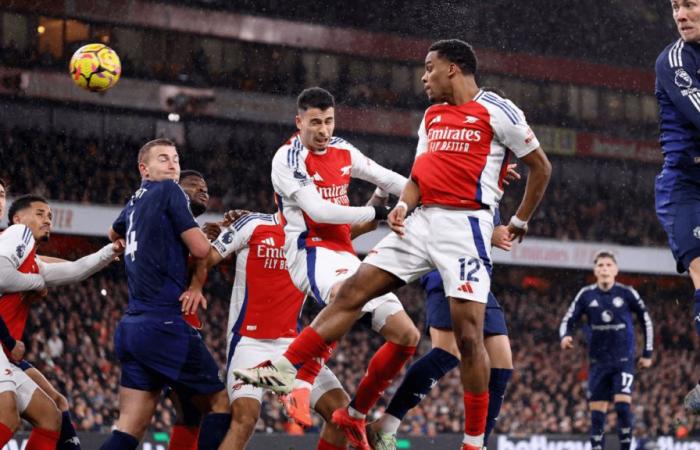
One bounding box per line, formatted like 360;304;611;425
10;340;25;362
180;288;208;315
112;238;126;255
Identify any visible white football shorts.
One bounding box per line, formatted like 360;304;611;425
0;352;39;413
364;206;494;303
286;245;404;332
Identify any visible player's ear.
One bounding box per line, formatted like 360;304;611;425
295;114;303;131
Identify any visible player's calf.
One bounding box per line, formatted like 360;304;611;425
215;397;259;450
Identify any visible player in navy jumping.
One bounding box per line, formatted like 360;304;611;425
559;251;653;450
655;0;700;413
102;139;229;450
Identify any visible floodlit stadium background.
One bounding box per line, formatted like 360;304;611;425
0;1;695;448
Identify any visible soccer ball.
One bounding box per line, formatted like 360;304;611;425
69;44;121;92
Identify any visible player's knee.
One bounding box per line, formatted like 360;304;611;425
36;405;62;431
54;393;69;412
209;390;230;414
395;324;420;347
0;412;21;433
454;329;482;360
232;412;257;436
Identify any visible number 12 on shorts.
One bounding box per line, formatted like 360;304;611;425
459;257;481;282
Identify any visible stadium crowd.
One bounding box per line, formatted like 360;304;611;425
0;126;668;247
20;265;699;438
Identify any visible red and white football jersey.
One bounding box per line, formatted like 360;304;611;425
212;213;305;340
271;133;405;254
412;89;540;209
0;224;39;340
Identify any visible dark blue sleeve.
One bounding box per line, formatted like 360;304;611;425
626;288;653;358
0;317;16;351
559;289;587;338
112;205;128;237
656;45;700;131
165;180;199;235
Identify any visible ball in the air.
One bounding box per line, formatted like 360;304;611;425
69;43;121;92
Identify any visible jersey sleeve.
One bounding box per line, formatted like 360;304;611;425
346;142;407;197
112;203;128;237
165;180;199;235
271;146;315;198
559;288;587;338
626;287;653;358
489;98;540;158
0;224;34;268
211;216;260;258
415;114;428;159
656;43;700;130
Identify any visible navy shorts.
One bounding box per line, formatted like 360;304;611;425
655;170;700;273
115;313;224;397
425;292;508;336
587;362;636;401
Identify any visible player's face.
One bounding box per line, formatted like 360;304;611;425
0;184;5;220
672;0;700;42
295;107;335;152
180;175;209;217
593;257;618;284
139;145;180;182
422;51;455;103
14;202;52;242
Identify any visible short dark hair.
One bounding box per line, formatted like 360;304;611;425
594;250;617;264
0;178;7;190
180;170;205;182
297;87;335;112
8;194;49;225
138;138;176;164
428;39;478;75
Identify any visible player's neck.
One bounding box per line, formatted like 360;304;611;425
449;78;480;106
597;281;614;291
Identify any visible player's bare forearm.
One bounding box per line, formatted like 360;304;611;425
514;148;551;221
189;249;222;291
350;190;389;239
398;179;421;210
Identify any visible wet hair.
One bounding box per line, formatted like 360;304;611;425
297;87;335;112
428;39;478;75
180;169;205;182
8;194;49;225
137;138;176;164
593;250;617;264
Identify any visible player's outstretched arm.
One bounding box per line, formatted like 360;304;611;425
508;148;551;242
37;240;125;288
180;248;223;315
388;179;421;236
350;188;390;239
0;257;46;293
292;185;385;225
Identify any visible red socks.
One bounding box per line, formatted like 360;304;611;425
283;327;328;368
26;427;60;450
317;437;346;450
0;423;12;446
297;342;337;384
464;391;489;437
351;342;416;414
168;425;200;450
